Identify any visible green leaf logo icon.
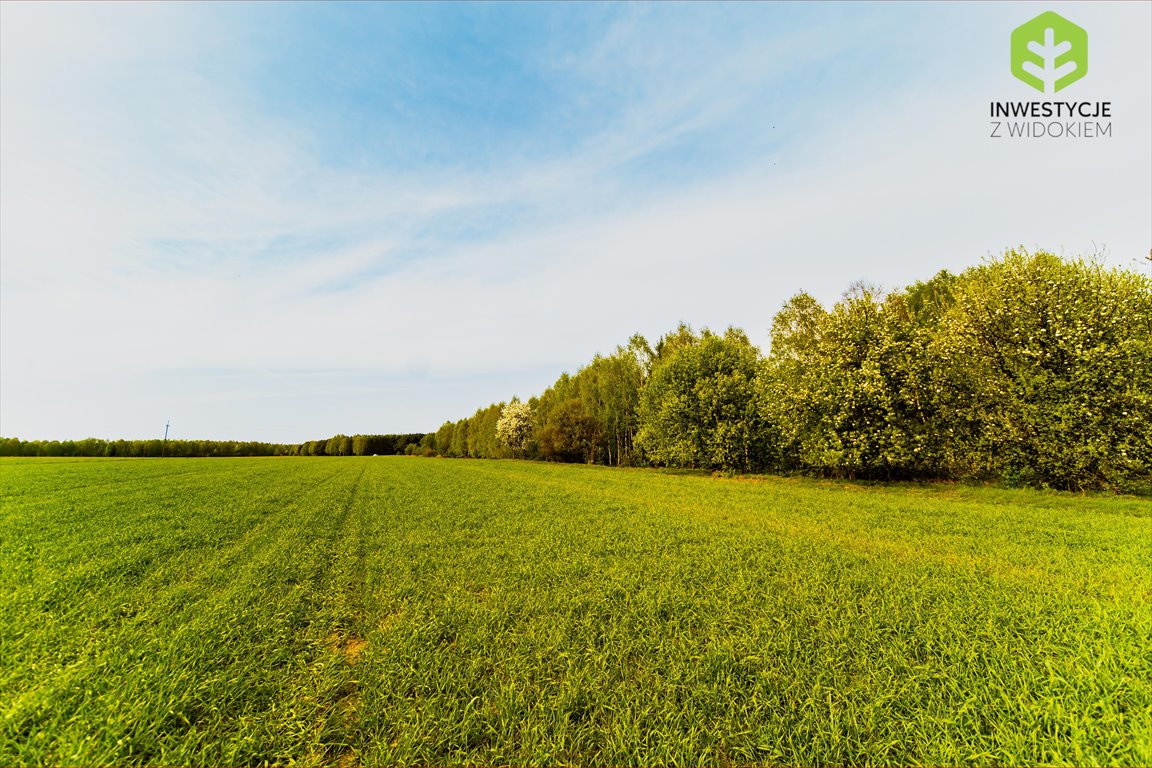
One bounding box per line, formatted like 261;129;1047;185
1011;12;1088;93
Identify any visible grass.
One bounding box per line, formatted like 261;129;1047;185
1;456;1150;765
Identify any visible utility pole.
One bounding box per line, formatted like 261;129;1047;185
162;421;170;458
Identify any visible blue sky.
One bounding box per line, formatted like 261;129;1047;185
2;1;1149;442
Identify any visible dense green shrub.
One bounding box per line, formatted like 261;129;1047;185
636;327;769;472
930;251;1152;491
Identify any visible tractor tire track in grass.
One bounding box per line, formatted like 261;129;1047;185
2;461;356;765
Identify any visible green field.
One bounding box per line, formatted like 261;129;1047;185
1;457;1150;766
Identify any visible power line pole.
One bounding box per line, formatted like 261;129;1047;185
162;421;170;458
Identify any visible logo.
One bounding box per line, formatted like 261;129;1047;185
1011;12;1088;94
989;11;1108;139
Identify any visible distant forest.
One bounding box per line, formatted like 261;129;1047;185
3;250;1149;493
0;434;426;460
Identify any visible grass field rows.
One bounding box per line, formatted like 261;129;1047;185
1;457;1150;765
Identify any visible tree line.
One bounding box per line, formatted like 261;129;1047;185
0;433;427;459
425;250;1151;493
3;250;1146;493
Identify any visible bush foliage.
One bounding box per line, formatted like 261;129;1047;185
432;250;1150;492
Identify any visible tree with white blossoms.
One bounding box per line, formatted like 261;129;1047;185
495;399;534;456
